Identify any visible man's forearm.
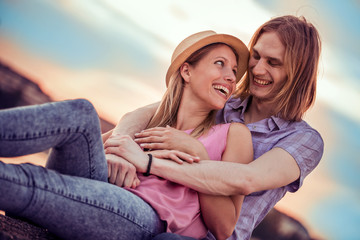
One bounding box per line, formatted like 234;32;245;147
150;158;251;196
113;102;159;138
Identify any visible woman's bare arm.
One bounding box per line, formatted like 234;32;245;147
199;123;253;239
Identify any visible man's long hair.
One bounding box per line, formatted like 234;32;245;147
235;15;322;121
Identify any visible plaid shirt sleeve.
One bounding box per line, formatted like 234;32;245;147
274;128;324;192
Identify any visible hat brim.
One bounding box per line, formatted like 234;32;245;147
166;33;249;87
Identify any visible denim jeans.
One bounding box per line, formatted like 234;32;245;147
0;99;165;240
153;233;197;240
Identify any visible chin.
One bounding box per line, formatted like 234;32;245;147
215;103;226;110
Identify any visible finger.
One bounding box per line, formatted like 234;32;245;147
104;138;128;149
108;162;118;184
138;142;167;150
134;136;163;144
122;166;137;188
134;129;164;138
105;147;123;158
104;135;133;148
106;154;117;183
104;139;120;148
141;127;167;132
131;177;140;189
148;150;165;159
122;173;132;188
168;153;184;164
107;161;111;178
114;166;126;187
115;173;126;187
177;152;200;163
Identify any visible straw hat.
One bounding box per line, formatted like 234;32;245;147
165;30;249;87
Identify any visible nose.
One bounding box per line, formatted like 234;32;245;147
251;59;266;75
224;67;236;83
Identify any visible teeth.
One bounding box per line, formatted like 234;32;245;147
254;78;271;85
213;85;230;96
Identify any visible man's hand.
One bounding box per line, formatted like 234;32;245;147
105;132;141;188
104;135;148;173
106;153;140;188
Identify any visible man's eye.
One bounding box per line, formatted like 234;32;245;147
233;69;237;75
268;60;281;67
252;54;260;60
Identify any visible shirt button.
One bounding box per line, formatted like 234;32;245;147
252;126;256;129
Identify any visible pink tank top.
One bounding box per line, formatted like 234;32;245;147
127;123;231;238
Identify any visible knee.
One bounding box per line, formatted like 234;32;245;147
70;99;97;116
66;99;100;129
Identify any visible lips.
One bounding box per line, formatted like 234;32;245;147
254;77;272;86
213;84;231;98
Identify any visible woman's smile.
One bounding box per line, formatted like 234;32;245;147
212;83;232;99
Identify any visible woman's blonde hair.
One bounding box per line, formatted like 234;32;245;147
147;43;237;137
235;15;321;121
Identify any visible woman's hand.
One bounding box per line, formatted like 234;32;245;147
104;134;149;173
150;150;200;164
134;125;207;158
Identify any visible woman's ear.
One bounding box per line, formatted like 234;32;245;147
180;62;191;83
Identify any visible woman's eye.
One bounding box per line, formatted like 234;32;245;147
215;60;224;66
233;69;237;75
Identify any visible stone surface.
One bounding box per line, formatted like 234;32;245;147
0;214;57;240
0;61;115;133
251;208;313;240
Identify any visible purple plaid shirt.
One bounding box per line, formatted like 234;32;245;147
208;97;324;240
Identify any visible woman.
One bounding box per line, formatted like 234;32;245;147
0;31;251;239
105;15;324;240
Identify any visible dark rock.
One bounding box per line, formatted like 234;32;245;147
251;208;312;240
0;61;115;133
0;214;58;240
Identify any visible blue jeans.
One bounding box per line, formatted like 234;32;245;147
153;233;197;240
0;99;165;240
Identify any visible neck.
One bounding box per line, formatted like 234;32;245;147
245;97;275;124
175;92;211;131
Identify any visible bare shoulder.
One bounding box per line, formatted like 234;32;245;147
228;122;251;139
222;122;253;164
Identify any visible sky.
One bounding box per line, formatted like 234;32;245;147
0;0;359;239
